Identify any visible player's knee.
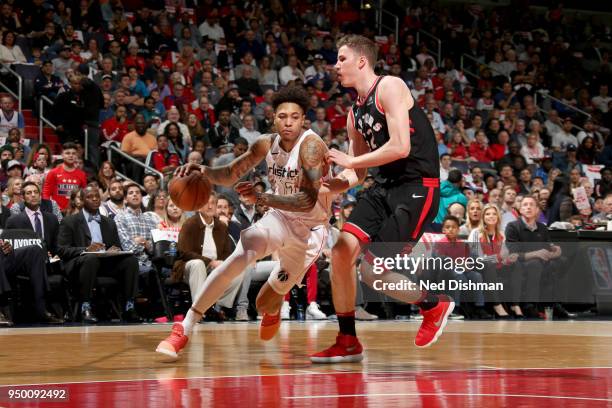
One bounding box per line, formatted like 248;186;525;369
332;234;358;262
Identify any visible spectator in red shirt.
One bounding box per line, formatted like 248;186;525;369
447;130;471;160
469;130;493;162
151;134;180;174
488;129;509;162
101;105;130;143
124;43;146;75
42;143;87;211
326;94;348;131
163;82;192;111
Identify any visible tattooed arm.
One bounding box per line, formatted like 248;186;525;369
256;134;327;212
175;134;273;187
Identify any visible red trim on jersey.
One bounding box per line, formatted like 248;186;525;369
342;222;371;243
355;76;382;107
375;84;385;114
422;177;440;188
411;185;436;239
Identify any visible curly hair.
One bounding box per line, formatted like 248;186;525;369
272;85;310;114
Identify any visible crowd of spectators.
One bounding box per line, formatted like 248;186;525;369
0;0;611;325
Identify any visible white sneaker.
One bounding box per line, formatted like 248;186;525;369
355;306;378;321
235;307;249;321
280;301;291;320
448;313;465;320
306;302;327;320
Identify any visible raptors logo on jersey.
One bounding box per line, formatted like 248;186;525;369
265;129;333;227
351;75;439;182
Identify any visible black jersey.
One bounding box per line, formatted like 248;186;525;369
350;76;439;182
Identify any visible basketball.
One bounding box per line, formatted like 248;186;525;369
169;172;212;211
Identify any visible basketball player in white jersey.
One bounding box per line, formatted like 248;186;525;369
156;86;364;359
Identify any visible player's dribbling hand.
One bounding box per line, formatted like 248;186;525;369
328;149;354;169
174;162;204;178
235;181;256;204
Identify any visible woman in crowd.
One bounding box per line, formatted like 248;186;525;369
2;176;23;208
97;161;116;200
65;188;84;216
163;122;190;163
468;204;517;319
158;199;187;229
145;189;169;225
460;199;483;236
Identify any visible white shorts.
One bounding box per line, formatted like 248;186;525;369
247;210;327;295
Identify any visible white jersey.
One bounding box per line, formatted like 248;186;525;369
0;109;19;136
265;129;332;227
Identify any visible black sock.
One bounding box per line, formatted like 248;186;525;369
337;312;356;336
416;292;439;311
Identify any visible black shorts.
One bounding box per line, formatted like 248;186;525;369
342;178;440;245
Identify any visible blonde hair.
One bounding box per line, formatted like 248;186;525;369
466;198;483;229
478;203;503;242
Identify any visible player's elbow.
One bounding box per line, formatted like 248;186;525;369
396;143;411;159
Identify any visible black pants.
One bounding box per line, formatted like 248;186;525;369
0;246;49;317
85;125;100;169
71;255;139;303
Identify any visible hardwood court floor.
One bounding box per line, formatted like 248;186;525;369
1;320;612;407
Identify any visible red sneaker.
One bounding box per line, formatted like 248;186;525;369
310;333;364;363
259;312;281;341
156;323;189;359
414;296;455;348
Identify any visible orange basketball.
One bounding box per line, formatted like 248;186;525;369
169;172;212;211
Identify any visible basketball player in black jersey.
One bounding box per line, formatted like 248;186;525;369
311;35;454;363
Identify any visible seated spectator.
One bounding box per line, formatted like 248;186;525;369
235;65;263;98
576;136;597;165
460;199;483;236
2;175;23;208
551;117;578;152
10;174;63;221
506;195;570;319
58;186;141;323
467;203;516;318
101;105;130;143
518;168;534;195
467;166;487;194
468;130;493;163
279;55;305;86
151;134;181;175
592;193;612;223
158;199;187;229
121;114;156;158
187;113;208;141
99;178;126;219
447;130;470;160
435;169;467;223
435;215;491;319
65;188;84;216
0;95;24;138
311;107;332;141
239;114;261;146
145;190;169;225
171;192;235;304
34;60;64;100
547;176;576;224
42;143;87;212
0;232;63;325
115;183;159;274
0;31;26;65
162;122;189;163
157;106;191;142
520;133;545;164
209;109;240;148
500;186;519;230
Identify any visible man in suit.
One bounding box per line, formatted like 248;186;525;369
172;192;237;310
6;181;59;254
1;181;64;325
58;186;141;323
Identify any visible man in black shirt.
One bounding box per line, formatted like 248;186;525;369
505;195;571;318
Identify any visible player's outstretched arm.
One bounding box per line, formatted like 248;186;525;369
256;135;326;212
328;76;412;169
174;134;273;187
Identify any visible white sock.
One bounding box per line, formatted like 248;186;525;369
182;309;200;336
